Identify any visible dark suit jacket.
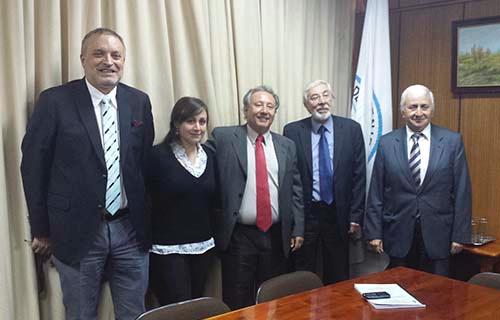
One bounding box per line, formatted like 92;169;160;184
21;78;154;264
207;125;304;258
283;115;366;238
365;125;472;259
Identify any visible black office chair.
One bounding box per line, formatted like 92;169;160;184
255;271;323;304
135;297;230;320
350;249;390;278
468;272;500;290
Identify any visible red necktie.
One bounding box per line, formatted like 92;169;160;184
255;135;272;232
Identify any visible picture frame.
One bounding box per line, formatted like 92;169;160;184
451;15;500;94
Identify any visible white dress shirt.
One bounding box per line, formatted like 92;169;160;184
85;79;128;209
238;126;280;225
406;124;431;185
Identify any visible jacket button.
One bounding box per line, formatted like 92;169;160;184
97;204;103;209
238;193;243;198
102;174;107;178
233;212;238;216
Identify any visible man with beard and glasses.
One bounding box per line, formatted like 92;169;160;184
365;84;471;276
283;80;366;284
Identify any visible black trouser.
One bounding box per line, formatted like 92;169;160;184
149;249;214;306
293;202;349;285
221;223;286;310
389;218;449;276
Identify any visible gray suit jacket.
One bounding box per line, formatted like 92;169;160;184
365;125;472;259
207;125;304;257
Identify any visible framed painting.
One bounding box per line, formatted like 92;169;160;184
452;16;500;94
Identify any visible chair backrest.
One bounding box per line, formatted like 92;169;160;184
350;249;390;279
468;272;500;290
136;297;230;320
255;271;323;304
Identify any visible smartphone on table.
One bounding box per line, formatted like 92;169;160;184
362;291;391;299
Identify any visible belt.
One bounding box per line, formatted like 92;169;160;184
311;201;336;209
101;208;129;221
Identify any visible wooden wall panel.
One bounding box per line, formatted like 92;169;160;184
390;12;401;128
460;0;500;239
397;4;462;129
400;0;461;7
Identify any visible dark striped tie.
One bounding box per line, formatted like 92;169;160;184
100;98;121;215
409;133;422;187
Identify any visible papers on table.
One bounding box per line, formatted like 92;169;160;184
354;283;426;309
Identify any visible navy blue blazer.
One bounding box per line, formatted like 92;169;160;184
21;78;154;264
365;125;472;259
283;115;366;239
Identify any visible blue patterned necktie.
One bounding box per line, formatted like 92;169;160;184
100;98;121;215
318;125;334;204
409;133;422;187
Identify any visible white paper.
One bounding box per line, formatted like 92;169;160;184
354;283;426;309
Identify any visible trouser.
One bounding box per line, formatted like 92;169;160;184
53;214;149;320
149;249;214;305
221;223;286;310
293;202;349;285
389;218;449;276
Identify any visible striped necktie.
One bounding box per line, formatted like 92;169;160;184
100;98;121;215
409;133;422;187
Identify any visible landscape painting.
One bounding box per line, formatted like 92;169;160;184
452;16;500;94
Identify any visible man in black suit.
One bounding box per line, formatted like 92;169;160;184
365;84;471;276
21;28;154;320
283;80;366;284
208;85;304;309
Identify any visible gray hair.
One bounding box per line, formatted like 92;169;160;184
81;27;125;55
399;84;435;111
242;85;280;110
303;80;333;105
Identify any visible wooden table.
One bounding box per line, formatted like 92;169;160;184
208;267;500;320
463;241;500;272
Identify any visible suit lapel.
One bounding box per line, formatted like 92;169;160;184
272;132;287;186
117;84;132;163
298;119;313;177
393;128;414;186
75;79;106;168
421;125;444;190
232;125;248;176
332;116;342;171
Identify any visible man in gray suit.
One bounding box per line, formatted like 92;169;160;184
365;84;472;276
209;85;304;309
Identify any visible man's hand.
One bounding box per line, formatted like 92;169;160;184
291;236;304;252
348;222;361;235
32;237;52;260
369;239;384;254
450;242;463;255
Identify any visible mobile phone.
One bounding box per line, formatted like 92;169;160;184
362;291;391;299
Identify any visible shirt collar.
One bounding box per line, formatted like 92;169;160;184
406;124;431;141
311;115;333;134
85;78;118;108
246;125;272;144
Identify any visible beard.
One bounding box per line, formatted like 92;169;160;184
311;110;331;122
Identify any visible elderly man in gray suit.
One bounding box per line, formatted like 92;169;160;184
365;84;472;276
208;85;304;310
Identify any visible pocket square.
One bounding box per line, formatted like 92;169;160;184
131;120;144;127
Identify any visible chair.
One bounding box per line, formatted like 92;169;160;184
468;272;500;290
255;271;323;304
136;297;230;320
350;247;390;278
